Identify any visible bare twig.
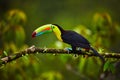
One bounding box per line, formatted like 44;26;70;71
0;45;120;65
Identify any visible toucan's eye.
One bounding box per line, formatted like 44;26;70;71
51;25;55;29
52;26;55;29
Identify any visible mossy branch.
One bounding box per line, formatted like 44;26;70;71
0;45;120;66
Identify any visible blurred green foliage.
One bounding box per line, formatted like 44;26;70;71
0;9;27;54
0;0;120;80
92;13;120;50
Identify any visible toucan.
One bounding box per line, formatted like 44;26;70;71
32;24;104;62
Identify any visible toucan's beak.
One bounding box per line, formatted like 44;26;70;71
32;31;36;38
32;24;53;38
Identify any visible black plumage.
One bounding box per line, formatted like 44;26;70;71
62;31;90;50
54;24;90;51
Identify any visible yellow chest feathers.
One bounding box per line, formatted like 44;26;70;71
52;27;63;41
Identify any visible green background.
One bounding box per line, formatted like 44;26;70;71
0;0;120;80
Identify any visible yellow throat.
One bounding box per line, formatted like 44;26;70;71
52;26;63;41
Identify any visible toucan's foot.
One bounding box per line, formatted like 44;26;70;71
64;48;72;53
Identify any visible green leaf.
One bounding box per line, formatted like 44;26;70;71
3;51;8;56
109;63;115;73
103;61;115;73
103;61;111;72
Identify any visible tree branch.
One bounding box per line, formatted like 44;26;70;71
0;45;120;66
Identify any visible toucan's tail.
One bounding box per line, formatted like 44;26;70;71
90;47;105;63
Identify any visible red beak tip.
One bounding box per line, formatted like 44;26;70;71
32;32;36;38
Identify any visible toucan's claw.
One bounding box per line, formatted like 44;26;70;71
64;48;72;53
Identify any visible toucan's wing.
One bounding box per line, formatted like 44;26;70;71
61;31;90;48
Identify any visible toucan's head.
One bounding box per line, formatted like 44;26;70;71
32;24;64;39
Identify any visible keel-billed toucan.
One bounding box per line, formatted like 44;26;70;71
32;24;104;62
